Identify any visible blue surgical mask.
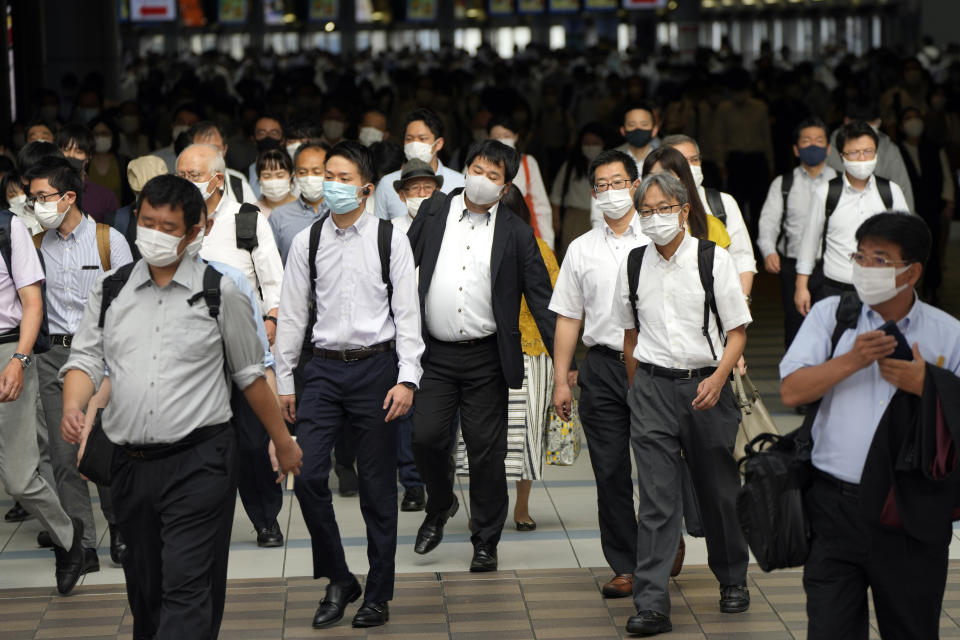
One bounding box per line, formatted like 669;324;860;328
323;181;366;214
797;144;827;167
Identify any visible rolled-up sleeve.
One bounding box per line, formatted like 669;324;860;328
59;273;107;390
219;276;266;390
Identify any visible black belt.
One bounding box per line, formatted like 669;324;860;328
589;345;625;363
313;340;395;362
122;422;231;461
813;468;860;498
429;334;496;348
0;329;18;345
822;277;856;293
50;334;73;348
637;361;717;380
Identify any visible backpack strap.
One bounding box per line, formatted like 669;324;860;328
98;262;137;329
95;223;112;271
187;264;223;319
776;170;795;253
377;218;394;319
308;214;329;302
0;211;11;275
821;176;844;260
696;239;724;360
229;174;244;203
235;203;260;252
626;245;648;333
32;230;48;250
704;187;726;225
875;176;894;210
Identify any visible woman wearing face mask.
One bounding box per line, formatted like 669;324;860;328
551;123;607;259
86;117;131;205
256;149;296;218
54;123;120;223
1;172;41;234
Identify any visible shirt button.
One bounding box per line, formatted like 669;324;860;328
458;308;462;313
158;300;162;305
458;287;462;292
466;245;470;250
155;327;160;332
462;266;466;270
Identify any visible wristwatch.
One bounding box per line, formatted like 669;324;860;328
263;315;278;325
11;353;31;369
401;381;417;390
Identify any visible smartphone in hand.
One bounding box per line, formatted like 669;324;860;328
879;321;914;361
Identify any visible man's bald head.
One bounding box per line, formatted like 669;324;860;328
176;143;225;178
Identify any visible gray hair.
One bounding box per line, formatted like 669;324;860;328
661;134;701;155
633;172;689;212
177;143;226;176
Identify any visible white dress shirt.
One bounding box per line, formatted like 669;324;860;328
696;186;757;276
199;194;284;314
391;214;413;235
374;159;466;220
514;154;555;249
757;165;838;259
795;174;910;283
424;193;498;342
549;213;649;351
274;212;424;396
612;233;752;369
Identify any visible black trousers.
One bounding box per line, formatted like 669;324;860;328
725;151;770;236
803;474;949;640
293;351;399;603
231;387;283;532
820;276;855;300
111;426;238;640
577;348;637;575
413;337;508;547
780;258;824;349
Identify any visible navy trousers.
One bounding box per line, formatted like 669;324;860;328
293;351;399;603
231;387;283;531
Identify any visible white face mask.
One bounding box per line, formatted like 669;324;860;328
171;124;190;141
843;157;878;181
405;196;427;218
8;194;26;217
297;175;325;202
639;212;684;245
581;144;602;162
286;142;302;160
689;164;704;188
185;224;206;258
323;119;345;141
193;179;214;201
94;135;112;153
404;141;435;164
496;137;517;149
596;188;634;220
260;178;291;202
35;195;68;230
464;173;503;206
136;226;187;267
358;126;385;147
851;263;910;305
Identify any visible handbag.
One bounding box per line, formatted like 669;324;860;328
545;400;582;466
77;409;116;486
732;371;779;463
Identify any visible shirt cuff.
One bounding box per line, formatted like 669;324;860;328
548;303;582;319
277;372;295;396
231;363;265;391
796;260;814;276
57;358;105;392
398;363;422;388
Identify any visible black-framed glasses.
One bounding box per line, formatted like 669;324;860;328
637;203;682;218
25;191;64;206
594;179;632;192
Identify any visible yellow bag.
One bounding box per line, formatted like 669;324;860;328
546;400;582;466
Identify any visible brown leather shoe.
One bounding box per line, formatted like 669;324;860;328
601;573;633;598
671;537;686;577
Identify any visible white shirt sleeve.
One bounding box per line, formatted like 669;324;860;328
589;196;603;229
756;175;785;259
712;248;753;332
796;186;827;276
548;249;584;320
890;181;910;213
720;193;757;275
388;227;425;387
275;228;312;396
251;212;285;312
611;254;636;331
523;155;555;249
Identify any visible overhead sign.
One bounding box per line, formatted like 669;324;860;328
130;0;176;20
623;0;667;7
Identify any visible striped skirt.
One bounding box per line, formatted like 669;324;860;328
456;353;554;481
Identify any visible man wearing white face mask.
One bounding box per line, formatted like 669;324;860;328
358;110;390;148
780;214;960;640
320;106;348;147
794;121;910;316
374;108;465;221
150;104;201;173
269;142;330;263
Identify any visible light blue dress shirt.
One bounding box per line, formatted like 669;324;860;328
206;258;274;370
268;197;330;264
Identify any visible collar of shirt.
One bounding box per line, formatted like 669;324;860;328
55;212;91;242
333;210;372;237
651;230;692;268
454;193;499;225
131;254;197;291
298;196;325;214
796;164;835;187
603;212;641;238
842;172;876;195
863;292;921;332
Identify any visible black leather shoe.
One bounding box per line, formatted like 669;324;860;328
4;501;31;522
336;465;359;497
400;486;426;512
37;530;53;548
312;575;362;629
469;543;498;572
83;548;100;574
109;525;128;565
719;583;750;613
626;610;672;636
256;521;284;548
414;494;459;555
53;518;85;595
352;601;389;628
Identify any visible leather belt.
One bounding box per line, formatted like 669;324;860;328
122;423;230;461
589;345;625;363
0;329;19;345
822;277;856;293
313;340;395;362
637;361;717;380
813;468;860;498
430;334;496;347
50;334;73;348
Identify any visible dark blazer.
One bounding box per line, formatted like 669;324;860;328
407;188;556;389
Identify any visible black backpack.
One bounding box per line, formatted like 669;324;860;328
626;238;725;361
820;175;894;258
703;187;727;226
235;202;260;252
0;211;50;353
736;290;863;572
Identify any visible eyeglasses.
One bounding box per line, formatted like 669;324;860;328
594;179;632;192
402;184;437;197
26;191;64;206
177;171;212;182
848;252;912;268
637;203;682;218
841;148;876;160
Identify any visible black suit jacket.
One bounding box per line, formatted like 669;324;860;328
407;188;556;389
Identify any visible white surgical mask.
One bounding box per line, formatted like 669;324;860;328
136;226;186;267
404;141;435;164
464;174;503;205
358;126;384;147
185;225;206;258
8;194;26;217
496;137;517;149
596;188;634;220
903;119;924;139
405;196;427;218
35;195;68;230
260;178;291;202
639;212;683;245
843;157;878;181
171;124;190;141
581;144;602;162
323;119;345;141
297;175;325;202
286;142;302;159
689;164;704;188
193;179;214;201
94;135;112;153
851;263;910;305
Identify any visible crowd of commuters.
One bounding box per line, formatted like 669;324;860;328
0;35;959;639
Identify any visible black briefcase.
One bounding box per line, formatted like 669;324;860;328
78;409;116;486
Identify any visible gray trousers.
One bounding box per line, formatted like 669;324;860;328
0;342;73;547
628;368;748;615
37;344;113;548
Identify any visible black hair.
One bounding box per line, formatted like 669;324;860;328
465;139;519;183
172;103;202;122
0;171;23;208
137;174;205;229
620;102;656;127
642;146;708;240
285;116;323;142
845;98;879;122
187;121;227;144
55;123;95;158
24;155;84;211
487;114;518;136
588;149;639;186
252;113;286;137
794;116;829;144
370;139;405;178
899;106;923;124
256;148;293;176
836;120;879;154
292;141;330;166
0;156;16;178
855;212;931;266
26;118;56;138
17;141;64;175
87;115;120;154
404;107;444;140
501;184;531;226
173;130;195;157
326;140;377;185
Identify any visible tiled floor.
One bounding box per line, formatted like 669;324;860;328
2;230;960;638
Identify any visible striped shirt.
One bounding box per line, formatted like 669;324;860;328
39;214;134;335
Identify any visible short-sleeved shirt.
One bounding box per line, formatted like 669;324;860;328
0;215;45;332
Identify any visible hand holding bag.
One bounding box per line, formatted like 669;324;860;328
77;409;116;486
732;371;779;463
545;400;582;466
